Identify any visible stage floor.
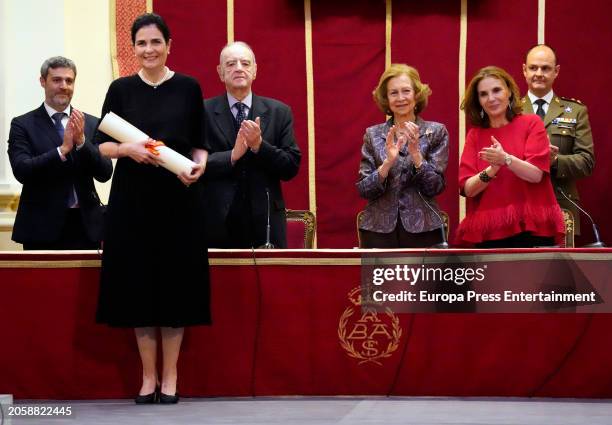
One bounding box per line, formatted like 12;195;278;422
4;397;612;425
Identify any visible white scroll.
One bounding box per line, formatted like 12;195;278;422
98;111;196;176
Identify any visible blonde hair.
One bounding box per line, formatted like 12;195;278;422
372;64;431;116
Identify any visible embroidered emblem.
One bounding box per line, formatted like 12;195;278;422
338;286;402;366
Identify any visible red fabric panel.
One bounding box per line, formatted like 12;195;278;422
115;0;148;76
546;3;612;247
392;314;596;396
536;314;612;397
232;0;310;210
154;0;309;211
312;0;386;248
3;250;612;399
392;0;461;239
286;220;307;248
119;0;612;248
180;266;258;396
153;0;227;97
466;0;537;85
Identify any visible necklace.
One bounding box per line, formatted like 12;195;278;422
138;66;174;88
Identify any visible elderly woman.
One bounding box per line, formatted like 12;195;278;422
456;66;564;247
357;64;449;248
95;13;210;404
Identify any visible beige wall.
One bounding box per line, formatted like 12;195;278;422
0;0;113;250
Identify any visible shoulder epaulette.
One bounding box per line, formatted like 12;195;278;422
560;96;584;105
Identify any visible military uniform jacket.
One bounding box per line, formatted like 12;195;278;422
522;95;595;233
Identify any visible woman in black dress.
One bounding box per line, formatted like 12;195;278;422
95;13;210;404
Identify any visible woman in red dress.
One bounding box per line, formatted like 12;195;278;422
456;66;564;248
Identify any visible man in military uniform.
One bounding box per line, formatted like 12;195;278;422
522;44;595;234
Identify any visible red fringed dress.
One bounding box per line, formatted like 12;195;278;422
456;114;565;246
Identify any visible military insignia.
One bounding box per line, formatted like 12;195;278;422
561;96;584;105
338;286;402;365
565;106;572;113
552;117;577;126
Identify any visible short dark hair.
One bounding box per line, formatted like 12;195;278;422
131;13;171;44
40;56;77;79
525;44;559;66
460;66;522;128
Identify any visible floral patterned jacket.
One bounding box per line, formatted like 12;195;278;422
357;117;449;233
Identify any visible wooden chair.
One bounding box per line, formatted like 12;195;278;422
286;209;316;249
356;210;449;248
561;208;575;248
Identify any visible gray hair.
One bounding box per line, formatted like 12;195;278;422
219;41;256;64
40;56;77;79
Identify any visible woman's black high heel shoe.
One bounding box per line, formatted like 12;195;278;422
159;392;179;404
135;385;160;404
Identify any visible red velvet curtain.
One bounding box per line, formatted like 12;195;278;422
149;0;611;248
392;1;462;237
546;2;612;246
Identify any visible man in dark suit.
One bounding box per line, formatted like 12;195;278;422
521;44;595;234
7;56;113;250
204;42;301;248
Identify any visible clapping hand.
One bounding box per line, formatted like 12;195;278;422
549;144;559;165
231;129;249;163
384;125;407;165
241;116;262;151
59;121;75;157
399;121;423;166
479;136;506;166
69;109;85;146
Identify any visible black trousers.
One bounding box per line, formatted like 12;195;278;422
361;221;443;248
23;209;99;250
475;231;555;249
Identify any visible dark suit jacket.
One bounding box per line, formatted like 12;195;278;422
203;93;301;248
8;104;113;244
522;95;595;233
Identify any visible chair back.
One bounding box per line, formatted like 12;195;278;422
561;208;575;248
286;209;316;249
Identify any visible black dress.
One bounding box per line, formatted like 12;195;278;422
95;73;211;327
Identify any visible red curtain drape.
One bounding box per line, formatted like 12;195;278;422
130;0;612;248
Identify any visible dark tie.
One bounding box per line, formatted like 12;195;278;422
235;102;247;126
53;112;78;207
534;99;546;120
52;112;66;141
